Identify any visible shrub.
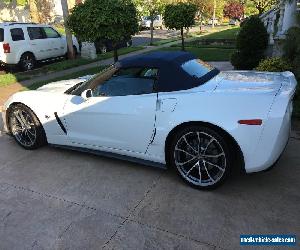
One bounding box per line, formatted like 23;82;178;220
255;57;293;72
231;15;268;70
231;50;265;70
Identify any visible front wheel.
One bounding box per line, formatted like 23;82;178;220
8;104;47;150
168;125;232;189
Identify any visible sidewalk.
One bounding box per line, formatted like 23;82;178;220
0;40;233;107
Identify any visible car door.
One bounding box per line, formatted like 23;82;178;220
62;67;158;154
27;27;49;60
42;27;65;57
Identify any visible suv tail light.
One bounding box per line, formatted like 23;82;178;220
3;43;10;53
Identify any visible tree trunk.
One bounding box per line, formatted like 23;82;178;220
61;0;75;59
212;0;216;29
150;17;154;45
113;47;118;62
199;14;203;31
28;0;39;23
181;27;185;51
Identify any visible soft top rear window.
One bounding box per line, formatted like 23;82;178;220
181;59;215;79
0;28;4;42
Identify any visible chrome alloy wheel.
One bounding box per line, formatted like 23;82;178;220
9;109;37;147
174;131;226;187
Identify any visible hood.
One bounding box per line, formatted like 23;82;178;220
37;75;95;93
215;71;290;94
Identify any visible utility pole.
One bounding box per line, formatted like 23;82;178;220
61;0;75;59
212;0;216;29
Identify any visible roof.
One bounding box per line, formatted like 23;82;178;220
119;51;196;69
0;22;47;27
118;51;219;92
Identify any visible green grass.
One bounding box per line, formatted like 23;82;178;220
198;27;240;40
0;73;30;87
158;47;235;61
151;38;180;46
26;66;106;91
42;46;143;72
294;97;300;119
0;46;143;87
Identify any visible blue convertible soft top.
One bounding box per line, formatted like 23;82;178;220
118;51;219;92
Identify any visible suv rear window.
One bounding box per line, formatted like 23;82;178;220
0;28;4;42
10;28;25;41
27;27;45;40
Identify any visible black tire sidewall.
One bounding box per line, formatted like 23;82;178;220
8;104;47;150
168;125;232;190
20;53;35;71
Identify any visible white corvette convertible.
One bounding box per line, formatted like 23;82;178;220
2;51;297;189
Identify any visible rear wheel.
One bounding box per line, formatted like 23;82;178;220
19;53;35;71
8;104;47;150
168;125;232;189
101;46;107;54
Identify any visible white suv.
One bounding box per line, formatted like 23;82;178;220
0;22;80;71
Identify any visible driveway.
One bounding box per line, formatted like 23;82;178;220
0;116;299;250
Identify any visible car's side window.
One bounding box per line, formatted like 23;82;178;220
93;67;158;97
27;27;45;40
43;27;60;38
10;28;25;41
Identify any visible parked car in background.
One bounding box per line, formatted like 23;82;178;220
141;15;163;30
208;18;219;26
229;19;239;26
94;38;132;54
0;22;80;71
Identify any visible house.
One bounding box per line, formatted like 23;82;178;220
0;0;80;24
260;0;300;56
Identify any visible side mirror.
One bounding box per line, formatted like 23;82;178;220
81;89;93;100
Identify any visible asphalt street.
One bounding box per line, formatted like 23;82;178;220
0;114;299;250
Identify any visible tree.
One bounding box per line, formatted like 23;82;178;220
61;0;75;59
190;0;213;30
231;16;268;69
223;1;244;20
248;0;279;14
27;0;53;23
164;2;197;51
133;0;166;45
67;0;139;62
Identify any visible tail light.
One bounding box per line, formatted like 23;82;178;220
3;43;10;53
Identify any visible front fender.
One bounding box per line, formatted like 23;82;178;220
3;91;69;140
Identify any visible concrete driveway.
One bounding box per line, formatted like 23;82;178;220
0;116;299;250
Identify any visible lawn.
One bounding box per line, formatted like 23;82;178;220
0;73;30;87
197;27;240;40
26;66;106;91
0;46;143;87
158;47;235;61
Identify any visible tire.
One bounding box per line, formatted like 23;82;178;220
19;53;35;71
8;104;47;150
101;46;107;54
168;125;233;189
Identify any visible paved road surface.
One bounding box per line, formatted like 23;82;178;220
0;115;299;250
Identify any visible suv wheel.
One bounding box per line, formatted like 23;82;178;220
19;53;35;71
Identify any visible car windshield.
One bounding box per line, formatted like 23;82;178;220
181;59;215;79
0;28;4;42
67;65;118;95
